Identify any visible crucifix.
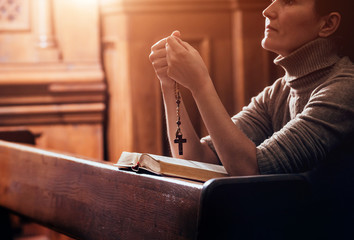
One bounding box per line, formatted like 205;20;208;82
174;132;187;155
174;82;187;155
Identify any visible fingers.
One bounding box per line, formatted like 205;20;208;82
150;30;184;61
151;29;181;51
151;37;167;51
171;30;181;38
150;30;188;72
166;36;187;52
150;45;168;74
149;47;166;63
149;32;182;85
174;36;195;52
152;58;168;69
149;37;168;63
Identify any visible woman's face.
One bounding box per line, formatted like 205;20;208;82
261;0;323;56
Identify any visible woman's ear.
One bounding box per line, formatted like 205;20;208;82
319;12;341;37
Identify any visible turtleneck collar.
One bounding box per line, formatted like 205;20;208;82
274;38;340;90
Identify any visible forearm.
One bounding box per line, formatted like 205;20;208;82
191;79;259;176
160;82;218;164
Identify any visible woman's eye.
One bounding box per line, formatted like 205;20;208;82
284;0;294;5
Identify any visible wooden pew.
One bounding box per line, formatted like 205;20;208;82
2;139;353;239
0;140;203;239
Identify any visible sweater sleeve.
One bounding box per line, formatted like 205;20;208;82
257;77;354;174
230;79;288;146
201;79;283;157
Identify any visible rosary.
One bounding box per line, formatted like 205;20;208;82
174;82;187;155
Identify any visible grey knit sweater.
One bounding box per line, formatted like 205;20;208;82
203;38;354;174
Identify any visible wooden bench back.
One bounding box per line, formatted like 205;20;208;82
0;140;202;239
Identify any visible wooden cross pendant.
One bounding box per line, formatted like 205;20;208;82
174;133;187;155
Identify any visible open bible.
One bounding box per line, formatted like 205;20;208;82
115;151;229;182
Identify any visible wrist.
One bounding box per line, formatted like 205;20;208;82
160;80;175;95
191;76;214;99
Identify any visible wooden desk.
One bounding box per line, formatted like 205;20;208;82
0;140;202;239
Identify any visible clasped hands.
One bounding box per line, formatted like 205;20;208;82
149;31;210;94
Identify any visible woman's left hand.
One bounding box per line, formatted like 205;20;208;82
165;35;210;93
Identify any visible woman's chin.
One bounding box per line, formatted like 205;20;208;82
261;38;273;51
261;39;282;55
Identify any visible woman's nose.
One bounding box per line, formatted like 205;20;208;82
262;2;277;19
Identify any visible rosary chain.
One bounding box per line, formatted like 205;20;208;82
174;81;187;155
175;81;182;136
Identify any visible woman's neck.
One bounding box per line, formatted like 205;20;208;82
275;38;339;80
274;38;340;90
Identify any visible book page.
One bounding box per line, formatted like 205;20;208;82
140;154;161;174
115;152;141;167
147;154;227;174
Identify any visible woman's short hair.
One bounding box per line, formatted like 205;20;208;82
315;0;353;60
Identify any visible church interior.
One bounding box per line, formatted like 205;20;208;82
0;0;280;162
1;0;326;239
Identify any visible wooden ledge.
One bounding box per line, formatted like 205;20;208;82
0;62;104;84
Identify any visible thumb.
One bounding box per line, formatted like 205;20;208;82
171;30;181;38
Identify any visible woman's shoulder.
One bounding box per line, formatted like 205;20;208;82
314;56;354;90
333;56;354;79
311;57;354;103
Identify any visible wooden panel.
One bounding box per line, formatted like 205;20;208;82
0;140;202;239
232;2;274;111
52;0;101;62
0;0;30;31
0;124;104;159
0;63;104;84
0;82;106;106
0;80;106;159
0;0;103;71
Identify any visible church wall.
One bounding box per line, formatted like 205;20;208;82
0;0;105;160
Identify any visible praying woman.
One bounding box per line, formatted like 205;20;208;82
149;0;354;176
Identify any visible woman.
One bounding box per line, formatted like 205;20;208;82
149;0;354;176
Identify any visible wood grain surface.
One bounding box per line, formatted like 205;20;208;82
0;140;203;240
